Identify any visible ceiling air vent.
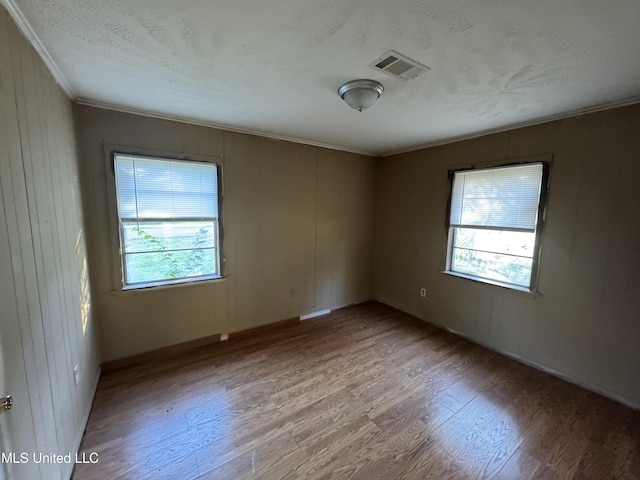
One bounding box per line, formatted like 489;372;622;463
369;50;430;80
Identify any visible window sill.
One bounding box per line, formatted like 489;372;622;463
110;276;228;296
441;271;538;296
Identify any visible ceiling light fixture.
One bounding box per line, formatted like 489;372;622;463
338;79;384;112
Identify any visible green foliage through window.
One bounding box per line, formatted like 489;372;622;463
123;222;217;285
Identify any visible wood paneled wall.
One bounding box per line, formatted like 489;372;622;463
0;8;100;479
374;103;640;408
74;106;376;362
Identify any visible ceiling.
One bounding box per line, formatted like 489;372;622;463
6;0;640;156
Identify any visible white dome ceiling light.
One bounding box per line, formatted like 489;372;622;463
338;79;384;112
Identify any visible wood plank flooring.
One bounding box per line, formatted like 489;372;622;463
72;303;640;479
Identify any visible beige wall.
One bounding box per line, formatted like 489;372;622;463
0;8;100;480
374;104;640;408
74;106;376;362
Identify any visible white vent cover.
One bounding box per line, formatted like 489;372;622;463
369;50;430;79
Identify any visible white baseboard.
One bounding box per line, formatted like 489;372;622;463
300;308;331;320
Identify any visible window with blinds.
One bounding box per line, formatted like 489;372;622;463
446;162;546;290
113;154;221;288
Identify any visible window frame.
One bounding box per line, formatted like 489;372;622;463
444;158;550;293
106;147;225;292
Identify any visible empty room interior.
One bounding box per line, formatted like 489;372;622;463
1;1;640;479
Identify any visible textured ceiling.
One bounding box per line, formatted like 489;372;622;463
6;0;640;156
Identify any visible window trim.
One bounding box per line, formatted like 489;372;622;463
105;145;225;292
444;156;551;293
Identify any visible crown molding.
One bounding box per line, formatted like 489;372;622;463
75;95;640;159
2;0;75;98
381;96;640;157
74;98;377;157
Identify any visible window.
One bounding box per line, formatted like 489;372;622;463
113;153;221;289
446;162;547;291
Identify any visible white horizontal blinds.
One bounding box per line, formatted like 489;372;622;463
114;155;218;219
450;163;543;231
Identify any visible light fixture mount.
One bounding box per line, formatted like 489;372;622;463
338;79;384;112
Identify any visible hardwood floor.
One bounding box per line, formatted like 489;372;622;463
73;303;640;479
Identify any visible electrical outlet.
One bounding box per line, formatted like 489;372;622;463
73;365;80;386
220;333;229;341
420;288;427;297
